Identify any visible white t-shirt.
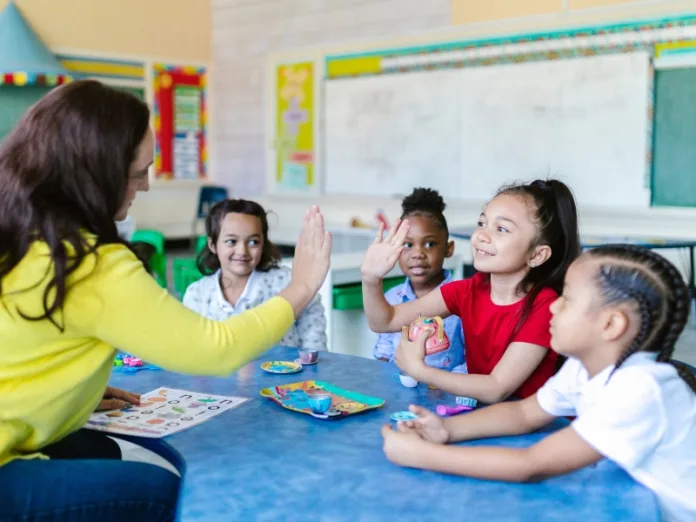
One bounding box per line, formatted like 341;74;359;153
537;352;696;522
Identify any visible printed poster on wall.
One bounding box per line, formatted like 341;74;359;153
276;62;314;191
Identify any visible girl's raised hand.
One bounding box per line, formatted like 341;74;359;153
400;405;449;445
360;219;410;284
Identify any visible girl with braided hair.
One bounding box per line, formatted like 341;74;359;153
381;244;695;521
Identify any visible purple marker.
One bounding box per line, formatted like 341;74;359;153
436;404;472;417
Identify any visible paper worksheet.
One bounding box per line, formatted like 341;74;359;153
85;387;248;438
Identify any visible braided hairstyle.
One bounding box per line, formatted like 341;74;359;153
401;188;448;233
587;244;696;392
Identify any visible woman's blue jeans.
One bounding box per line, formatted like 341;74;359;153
0;430;179;522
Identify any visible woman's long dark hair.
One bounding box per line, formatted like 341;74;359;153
0;80;151;330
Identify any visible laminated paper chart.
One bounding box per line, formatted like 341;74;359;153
275;62;315;191
86;387;248;438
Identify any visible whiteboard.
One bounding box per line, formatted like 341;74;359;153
324;52;651;208
324;70;462;197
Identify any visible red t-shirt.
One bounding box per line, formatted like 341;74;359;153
440;272;558;399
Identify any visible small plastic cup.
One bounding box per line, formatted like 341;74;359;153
298;349;319;365
306;391;332;414
393;372;419;388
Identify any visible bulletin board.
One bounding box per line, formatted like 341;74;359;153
274;61;316;192
153;64;207;181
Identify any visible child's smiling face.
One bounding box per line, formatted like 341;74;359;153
472;193;550;275
399;214;453;292
210;212;265;279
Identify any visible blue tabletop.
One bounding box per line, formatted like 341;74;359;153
110;347;659;522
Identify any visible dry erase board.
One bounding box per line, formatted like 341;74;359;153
324;51;652;208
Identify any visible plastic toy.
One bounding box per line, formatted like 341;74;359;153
409;315;450;355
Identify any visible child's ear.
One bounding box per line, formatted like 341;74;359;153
445;240;455;258
207;237;216;254
528;245;551;269
601;308;630;342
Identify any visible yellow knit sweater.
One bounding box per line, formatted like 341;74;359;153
0;240;294;465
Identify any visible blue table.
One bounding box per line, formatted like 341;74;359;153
110;347;659;522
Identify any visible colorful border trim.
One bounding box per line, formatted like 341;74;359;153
0;72;71;86
326;15;696;78
57;55;145;81
654;39;696;58
152;64;207;181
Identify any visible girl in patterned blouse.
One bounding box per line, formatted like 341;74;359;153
183;199;327;350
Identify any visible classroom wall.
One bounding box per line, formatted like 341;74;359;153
211;0;452;196
0;0;211;61
212;0;696;195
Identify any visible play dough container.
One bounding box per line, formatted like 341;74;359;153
409;316;450;355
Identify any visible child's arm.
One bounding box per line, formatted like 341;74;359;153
403;341;548;403
383;423;602;482
383;397;602;482
444;395;555;442
363;278;451;333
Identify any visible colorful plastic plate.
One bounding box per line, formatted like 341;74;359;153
390;411;418;422
260;361;303;374
260;380;385;420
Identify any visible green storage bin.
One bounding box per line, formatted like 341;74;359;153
173;257;205;297
332;276;404;310
131;229;167;289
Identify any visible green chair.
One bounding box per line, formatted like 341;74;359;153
196;235;208;254
173;257;206;297
131;229;167;289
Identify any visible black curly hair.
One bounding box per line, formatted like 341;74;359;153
587;244;696;392
400;187;448;233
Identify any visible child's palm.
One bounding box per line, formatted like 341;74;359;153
361;220;410;283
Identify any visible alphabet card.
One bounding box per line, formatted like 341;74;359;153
86;387;248;438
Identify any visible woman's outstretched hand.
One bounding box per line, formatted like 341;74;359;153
281;206;332;317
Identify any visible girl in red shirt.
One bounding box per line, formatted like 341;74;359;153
362;179;581;402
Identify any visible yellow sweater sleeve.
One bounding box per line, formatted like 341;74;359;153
70;244;295;375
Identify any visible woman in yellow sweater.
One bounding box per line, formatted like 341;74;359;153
0;81;331;522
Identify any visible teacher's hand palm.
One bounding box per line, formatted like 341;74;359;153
292;206;332;295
